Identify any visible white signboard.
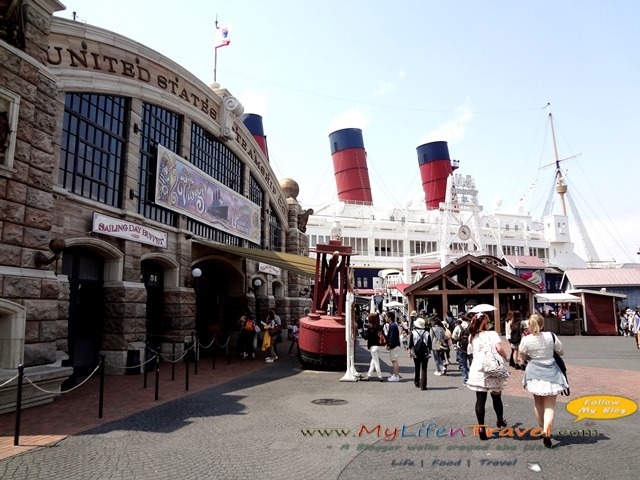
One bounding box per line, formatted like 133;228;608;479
259;263;281;276
93;212;168;248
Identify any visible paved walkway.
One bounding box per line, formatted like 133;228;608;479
0;351;270;460
0;334;638;479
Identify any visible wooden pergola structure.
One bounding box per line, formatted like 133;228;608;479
405;254;540;334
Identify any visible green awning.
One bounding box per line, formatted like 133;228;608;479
193;239;316;277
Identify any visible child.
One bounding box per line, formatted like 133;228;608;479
288;319;299;355
400;326;409;350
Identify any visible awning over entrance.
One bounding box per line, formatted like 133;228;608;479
193;239;316;277
534;293;581;303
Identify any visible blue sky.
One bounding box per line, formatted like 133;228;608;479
55;1;640;264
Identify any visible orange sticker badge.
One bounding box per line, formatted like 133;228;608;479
567;395;638;422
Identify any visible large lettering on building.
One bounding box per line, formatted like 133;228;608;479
46;31;287;219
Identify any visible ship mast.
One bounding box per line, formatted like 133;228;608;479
547;103;568;216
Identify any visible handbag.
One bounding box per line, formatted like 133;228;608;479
444;327;452;340
477;336;509;378
434;339;444;350
377;330;387;346
551;333;570;395
271;324;283;337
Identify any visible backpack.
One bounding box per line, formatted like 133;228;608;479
244;318;255;332
510;325;522;344
458;325;470;351
413;330;430;358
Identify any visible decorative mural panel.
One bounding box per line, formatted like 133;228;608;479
155;145;261;244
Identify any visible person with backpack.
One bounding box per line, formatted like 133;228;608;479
238;312;256;360
452;313;472;384
408;317;431;390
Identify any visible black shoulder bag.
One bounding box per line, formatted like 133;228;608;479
551;332;570;396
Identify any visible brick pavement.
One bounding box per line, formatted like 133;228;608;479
0;333;638;467
0;352;270;461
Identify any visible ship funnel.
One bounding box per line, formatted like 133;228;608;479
242;113;269;159
329;128;373;205
416;141;453;210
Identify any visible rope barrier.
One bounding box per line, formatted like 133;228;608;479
104;353;158;370
197;338;216;349
0;373;19;389
10;335;244;446
147;343;195;363
23;363;101;395
155;349;191;363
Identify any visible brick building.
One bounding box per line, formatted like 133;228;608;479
0;0;313;412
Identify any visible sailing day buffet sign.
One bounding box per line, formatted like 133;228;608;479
93;212;168;248
155;145;261;244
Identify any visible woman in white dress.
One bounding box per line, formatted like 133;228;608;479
466;313;509;440
518;313;568;448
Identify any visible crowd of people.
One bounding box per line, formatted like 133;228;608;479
618;306;640;348
236;302;574;448
236;307;301;363
360;307;568;449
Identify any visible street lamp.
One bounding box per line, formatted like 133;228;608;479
192;267;202;280
191;267;202;365
249;277;262;295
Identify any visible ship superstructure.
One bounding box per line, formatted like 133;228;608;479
305;128;587;294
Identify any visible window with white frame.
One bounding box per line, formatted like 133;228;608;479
0;86;20;174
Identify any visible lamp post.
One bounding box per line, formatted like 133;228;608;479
249;277;262;295
192;267;202;292
191;267;202;359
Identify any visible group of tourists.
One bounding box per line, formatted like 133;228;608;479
237;308;300;362
362;308;569;448
618;306;640;348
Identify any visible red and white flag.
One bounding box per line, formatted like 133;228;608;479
214;24;231;49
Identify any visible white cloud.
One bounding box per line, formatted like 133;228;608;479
420;103;473;145
328;107;371;133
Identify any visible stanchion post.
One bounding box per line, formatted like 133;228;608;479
194;332;198;375
171;343;176;381
185;347;190;392
212;335;216;370
154;354;160;401
13;364;24;446
143;351;148;389
99;354;105;419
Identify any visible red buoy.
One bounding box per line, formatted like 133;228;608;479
298;239;352;370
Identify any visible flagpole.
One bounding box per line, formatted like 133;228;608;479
214;46;218;83
214;17;218;83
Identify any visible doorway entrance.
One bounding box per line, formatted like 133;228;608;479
62;248;105;377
